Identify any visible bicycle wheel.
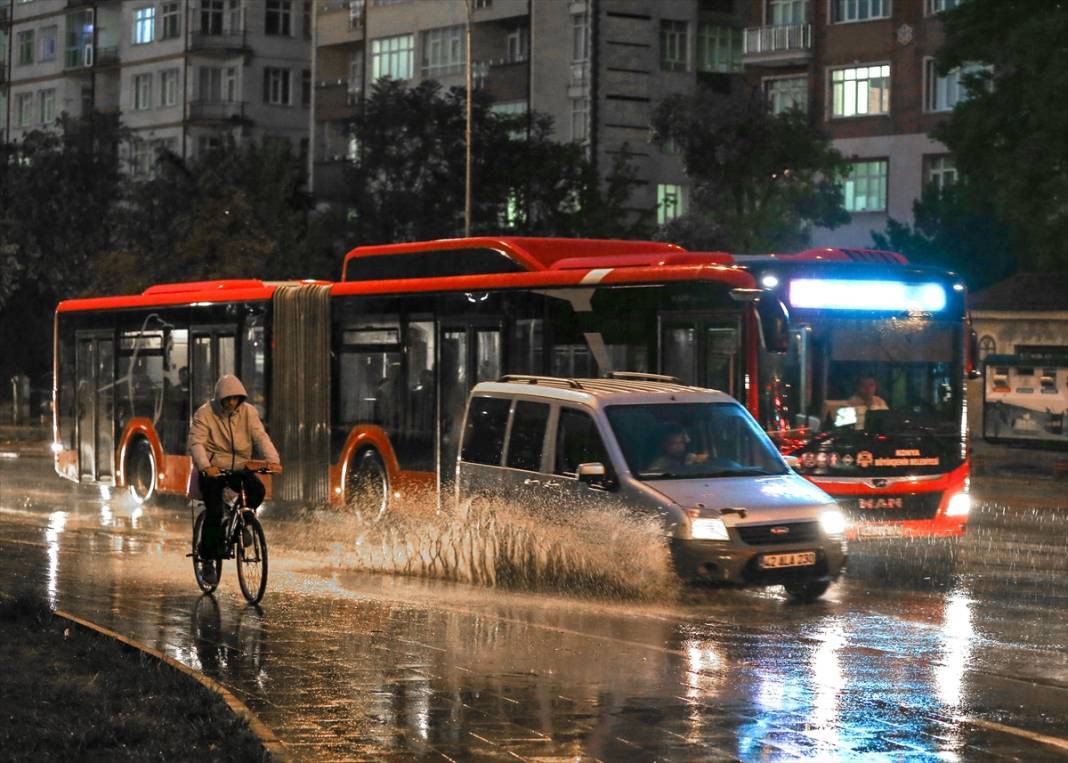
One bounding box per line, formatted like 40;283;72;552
236;511;268;604
192;510;222;594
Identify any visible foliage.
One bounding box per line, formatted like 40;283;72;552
935;0;1066;270
872;182;1017;290
340;78;647;244
650;88;850;252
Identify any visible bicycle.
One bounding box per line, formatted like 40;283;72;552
188;461;277;604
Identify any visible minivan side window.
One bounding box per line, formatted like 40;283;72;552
554;408;610;476
506;400;550;471
461;396;511;465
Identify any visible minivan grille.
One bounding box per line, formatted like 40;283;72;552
736;522;821;546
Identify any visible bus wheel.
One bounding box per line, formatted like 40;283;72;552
346;449;389;523
125;438;156;505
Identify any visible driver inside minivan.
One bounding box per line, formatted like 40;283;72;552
646;423;709;474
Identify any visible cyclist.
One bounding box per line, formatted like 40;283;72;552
189;375;282;585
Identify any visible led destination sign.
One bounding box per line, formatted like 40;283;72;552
788;278;948;312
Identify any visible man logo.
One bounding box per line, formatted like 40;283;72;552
770;526;790;535
859;497;904;510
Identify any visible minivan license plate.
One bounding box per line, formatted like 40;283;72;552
759;551;816;569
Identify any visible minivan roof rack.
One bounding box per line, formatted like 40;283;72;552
498;374;584;389
606;371;680;383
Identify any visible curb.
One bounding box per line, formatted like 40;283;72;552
54;609;289;761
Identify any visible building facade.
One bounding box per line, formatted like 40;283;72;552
742;0;965;247
311;0;751;220
0;0;311;172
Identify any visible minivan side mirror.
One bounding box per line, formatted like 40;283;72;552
576;462;607;485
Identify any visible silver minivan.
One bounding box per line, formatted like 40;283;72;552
456;374;848;601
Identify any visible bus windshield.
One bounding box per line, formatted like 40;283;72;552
606;402;788;480
766;316;964;477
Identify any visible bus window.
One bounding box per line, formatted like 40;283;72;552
163;328;189;453
191;330;236;409
476;329;500;383
117;330;164;434
339;317;404;429
509;318;544;375
662;327;696;384
241;309;267;419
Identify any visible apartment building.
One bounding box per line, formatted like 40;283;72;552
0;0;311;173
743;0;966;247
312;0;750;221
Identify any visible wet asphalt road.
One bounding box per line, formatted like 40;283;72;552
1;454;1067;761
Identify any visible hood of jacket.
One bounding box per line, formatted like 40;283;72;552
212;375;248;415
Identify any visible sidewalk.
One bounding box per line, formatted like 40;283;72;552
0;425;50;459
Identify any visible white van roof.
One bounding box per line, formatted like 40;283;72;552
471;375;738;408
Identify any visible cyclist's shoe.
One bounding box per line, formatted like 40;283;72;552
200;561;219;585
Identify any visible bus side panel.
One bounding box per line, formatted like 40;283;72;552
53;312;79;482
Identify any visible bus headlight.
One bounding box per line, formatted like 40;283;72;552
945;492;971;517
691;517;730;541
820;509;848;536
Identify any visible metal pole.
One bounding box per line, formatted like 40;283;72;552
464;0;473;238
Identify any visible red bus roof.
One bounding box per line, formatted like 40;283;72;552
57;279;281;313
341;236;688;279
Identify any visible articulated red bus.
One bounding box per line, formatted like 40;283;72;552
53;237;969;536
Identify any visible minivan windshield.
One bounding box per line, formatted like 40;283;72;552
606;403;788;480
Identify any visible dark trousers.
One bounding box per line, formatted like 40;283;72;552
198;469;266;558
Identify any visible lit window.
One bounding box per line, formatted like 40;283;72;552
925;59;988;112
161;2;182;39
16;31;34;66
38;26;58;62
766;76;808;114
660;20;688;72
266;0;293;36
264;67;292;105
833;0;890;23
371;34;414;81
657;183;686;225
927;0;959;13
831;64;890;117
134;73;154;110
925;155;957;189
843;159;888;213
133;7;156;45
422;25;464;76
697;24;742;73
39;89;55;125
769;0;806;24
570;97;588;143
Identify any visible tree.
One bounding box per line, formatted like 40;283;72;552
872;182;1017;290
650;88;850;252
935;0;1067;270
340;78;647;245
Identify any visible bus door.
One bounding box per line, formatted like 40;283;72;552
659;314;740;394
190;327;236;412
75;331;116;483
439;323;502;487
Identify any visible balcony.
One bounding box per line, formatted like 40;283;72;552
742;24;812;67
188;100;248;124
64;45;94;71
96;46;120;67
318;1;364;47
189;29;250;55
316;80;360;120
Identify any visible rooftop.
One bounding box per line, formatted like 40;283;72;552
971;273;1068;312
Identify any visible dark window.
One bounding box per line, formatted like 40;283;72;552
345;248;526;281
506;401;549;471
554;408;609;476
461;396;510;465
266;0;293;35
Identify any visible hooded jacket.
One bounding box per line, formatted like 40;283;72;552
188;375;280;472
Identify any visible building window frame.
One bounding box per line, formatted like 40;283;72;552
831;0;890;24
926;0;959;14
160;68;180;107
371;33;414;81
829;63;890;119
505;26;529;63
133;6;156;45
38;26;58;63
696;23;742;74
264;66;293;106
422;25;464;77
570;96;589;143
924;57;988;113
571;11;589;63
768;0;807;25
160;2;182;39
39;88;56;125
843;159;889;213
657;183;686;225
924;154;957;189
266;0;293;36
660;20;689;72
765;74;808;115
16;30;34;67
133;72;154;111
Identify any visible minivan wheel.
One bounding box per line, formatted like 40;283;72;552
346;449;389;522
783;580;830;603
125;438;156;505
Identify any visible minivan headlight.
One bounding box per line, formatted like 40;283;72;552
820;509;848;536
691;517;730;541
